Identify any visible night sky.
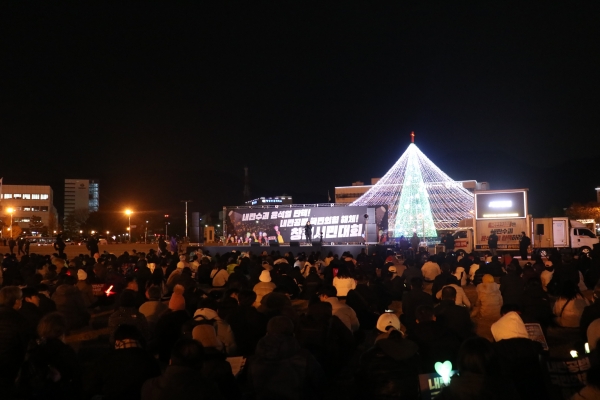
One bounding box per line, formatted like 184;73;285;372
2;3;600;228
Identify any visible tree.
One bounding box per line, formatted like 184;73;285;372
74;208;90;226
48;212;59;235
63;213;80;237
29;215;47;235
565;202;600;222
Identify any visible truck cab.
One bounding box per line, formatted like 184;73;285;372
452;227;475;255
531;218;598;255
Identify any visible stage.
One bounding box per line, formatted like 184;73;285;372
189;243;380;258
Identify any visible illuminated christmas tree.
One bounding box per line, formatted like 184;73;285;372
352;133;474;237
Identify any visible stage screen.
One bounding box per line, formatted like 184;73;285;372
225;206;375;243
475;191;527;219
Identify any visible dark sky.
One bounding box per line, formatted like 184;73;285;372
2;3;600;224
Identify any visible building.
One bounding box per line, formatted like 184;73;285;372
0;184;59;234
64;179;99;219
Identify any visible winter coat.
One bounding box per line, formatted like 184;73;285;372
0;306;33;393
227;305;267;356
141;365;222;400
52;284;91;331
356;333;420;399
323;297;360;332
402;289;434;333
248;333;324;400
553;294;589;328
76;280;96;307
473;282;503;319
333;276;357;297
499;272;524;306
435;371;519;400
108;307;150;344
434;301;474;342
84;346;160;400
253;281;276;305
201;348;240;400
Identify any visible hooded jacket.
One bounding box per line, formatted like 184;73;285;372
473;282;502;318
357;332;420;399
248;333;324;400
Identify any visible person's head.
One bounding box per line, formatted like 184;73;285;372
267;315;295;336
410;277;424;290
416;305;435;323
170;338;204;370
119;289;138;308
146;286;162;301
77;269;88;281
491;255;499;263
456;337;498;375
21;287;40;307
441;263;451;273
37;312;68;340
482;274;495;284
125;276;138;291
558;280;581;301
0;286;23;310
237;290;257;307
441;286;457;302
336;264;351;278
318;285;337;301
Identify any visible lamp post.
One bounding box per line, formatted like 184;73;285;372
181;200;192;240
7;208;14;238
125;209;132;243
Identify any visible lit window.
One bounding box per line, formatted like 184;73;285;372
41;206;48;212
40;194;49;200
23;207;31;211
31;206;39;212
4;194;12;199
13;194;22;199
22;194;31;199
32;194;40;199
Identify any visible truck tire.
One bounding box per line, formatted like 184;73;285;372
580;246;592;256
456;249;466;257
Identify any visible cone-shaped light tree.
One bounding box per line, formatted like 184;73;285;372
352;135;474;238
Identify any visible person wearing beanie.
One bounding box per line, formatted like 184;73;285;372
76;269;96;308
357;312;420;399
471;274;503;319
169;284;186;311
248;316;324;399
253;270;276;306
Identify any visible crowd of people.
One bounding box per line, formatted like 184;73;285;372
1;244;600;399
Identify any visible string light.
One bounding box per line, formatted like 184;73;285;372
352;142;474;237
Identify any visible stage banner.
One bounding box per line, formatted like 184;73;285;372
225;206;370;243
475;219;529;250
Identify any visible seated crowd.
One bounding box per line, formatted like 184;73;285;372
0;246;600;399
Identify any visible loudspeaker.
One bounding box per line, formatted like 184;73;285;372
365;223;378;242
290;241;300;247
251;242;261;247
536;224;544;235
269;241;279;247
191;212;200;243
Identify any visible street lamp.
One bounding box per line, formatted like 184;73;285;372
125;209;132;243
7;208;14;238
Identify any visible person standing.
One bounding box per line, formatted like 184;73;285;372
488;231;499;256
304;221;312;244
519;232;531;260
86;235;99;258
54;234;66;257
443;233;455;253
410;233;420;254
17;236;25;255
8;237;16;254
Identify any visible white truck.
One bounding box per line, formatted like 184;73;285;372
452;217;598;256
531;217;598;256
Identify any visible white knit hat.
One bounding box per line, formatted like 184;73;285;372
259;270;272;283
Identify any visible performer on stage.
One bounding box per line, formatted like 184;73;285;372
304;221;312;244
